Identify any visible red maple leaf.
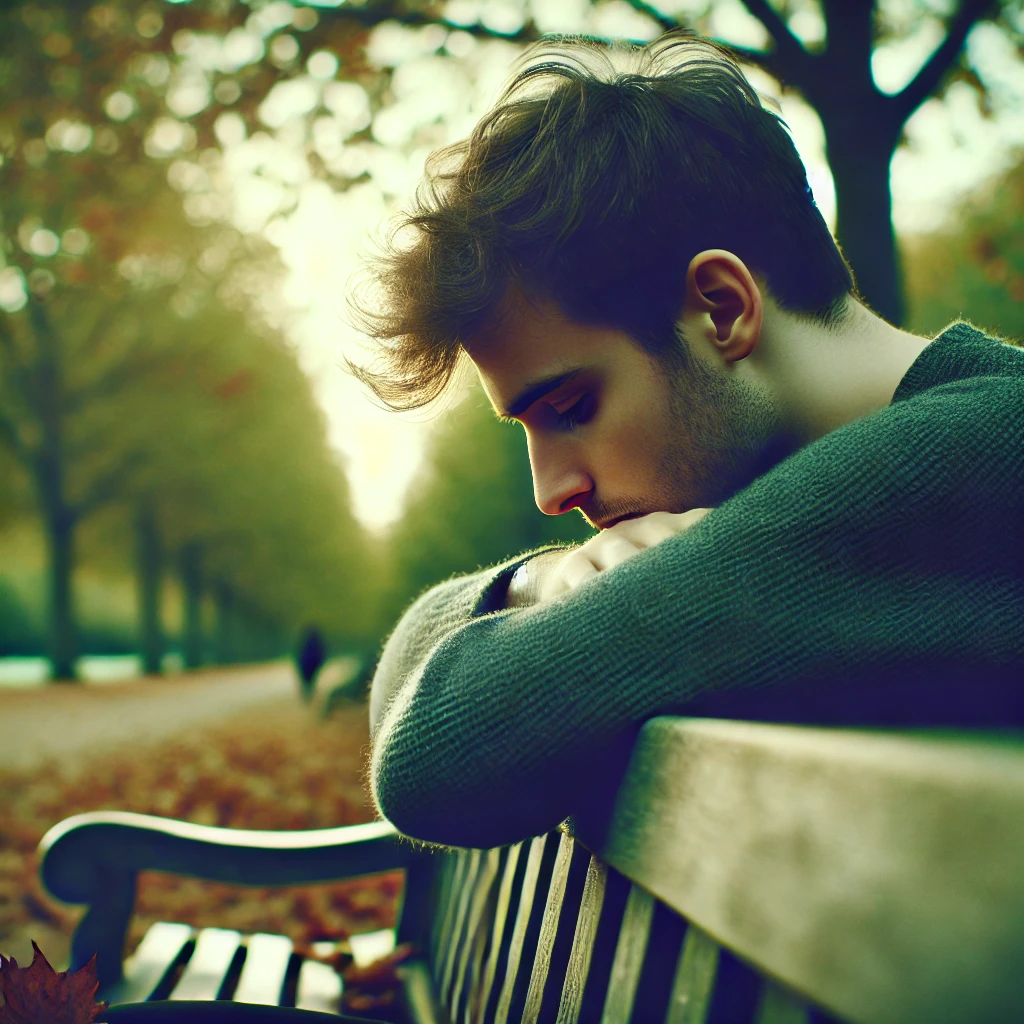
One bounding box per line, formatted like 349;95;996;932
0;942;107;1024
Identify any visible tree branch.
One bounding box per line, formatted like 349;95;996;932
621;0;679;33
327;0;677;49
76;451;147;518
65;336;163;415
892;0;998;123
721;43;787;80
0;313;25;371
325;3;543;45
0;404;31;469
739;0;813;74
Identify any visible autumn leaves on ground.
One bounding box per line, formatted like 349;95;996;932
0;674;401;980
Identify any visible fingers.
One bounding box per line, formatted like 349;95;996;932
541;508;715;599
602;508;711;547
587;534;643;570
609;516;677;547
560;550;601;590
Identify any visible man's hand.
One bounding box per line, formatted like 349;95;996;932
505;509;711;608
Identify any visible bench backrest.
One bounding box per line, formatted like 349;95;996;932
417;717;1024;1024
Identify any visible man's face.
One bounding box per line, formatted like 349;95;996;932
467;294;785;530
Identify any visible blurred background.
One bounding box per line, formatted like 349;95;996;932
0;0;1022;985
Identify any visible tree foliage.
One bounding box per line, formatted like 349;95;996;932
905;155;1024;343
0;0;374;677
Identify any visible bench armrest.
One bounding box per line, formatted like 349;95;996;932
38;811;422;988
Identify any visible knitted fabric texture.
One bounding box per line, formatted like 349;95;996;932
369;322;1024;848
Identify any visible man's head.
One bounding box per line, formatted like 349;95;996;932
352;32;857;523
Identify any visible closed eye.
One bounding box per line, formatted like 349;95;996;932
555;393;595;431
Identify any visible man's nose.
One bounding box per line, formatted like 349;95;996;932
528;439;593;516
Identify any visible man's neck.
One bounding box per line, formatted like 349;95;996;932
756;299;933;444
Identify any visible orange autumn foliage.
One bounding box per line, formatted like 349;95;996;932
0;700;401;972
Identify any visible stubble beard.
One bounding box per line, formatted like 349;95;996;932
658;338;786;511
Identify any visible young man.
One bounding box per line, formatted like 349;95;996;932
352;34;1024;848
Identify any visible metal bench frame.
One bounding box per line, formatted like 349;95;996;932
39;717;1024;1022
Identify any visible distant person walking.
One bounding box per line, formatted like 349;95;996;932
295;627;326;703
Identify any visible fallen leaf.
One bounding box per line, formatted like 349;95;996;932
0;942;106;1024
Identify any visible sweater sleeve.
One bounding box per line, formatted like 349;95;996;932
368;547;565;736
370;376;1024;848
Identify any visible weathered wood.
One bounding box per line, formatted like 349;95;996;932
111;921;192;1004
234;932;293;1005
440;848;482;1005
664;924;719;1024
755;981;811;1024
169;927;241;1000
522;831;574;1023
295;957;343;1012
452;846;501;1021
399;959;447;1024
600;883;655;1024
573;717;1024;1024
433;850;470;982
556;854;608;1024
428;854;457;977
38;812;413;993
494;833;547;1024
474;842;523;1024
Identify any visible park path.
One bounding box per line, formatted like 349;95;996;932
0;661;316;773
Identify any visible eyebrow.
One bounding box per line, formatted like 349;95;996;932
500;369;583;420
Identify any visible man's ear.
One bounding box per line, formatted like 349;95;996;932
681;249;763;364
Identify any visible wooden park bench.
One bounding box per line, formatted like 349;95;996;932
38;716;1024;1022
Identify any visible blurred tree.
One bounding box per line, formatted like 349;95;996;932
278;0;1010;326
134;500;164;674
626;0;1004;326
904;154;1024;342
178;541;204;668
0;0;374;677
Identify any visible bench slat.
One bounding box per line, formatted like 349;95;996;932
428;854;456;977
233;932;293;1005
755;981;811;1024
400;959;447;1024
575;717;1024;1023
474;842;523;1024
440;848;482;1005
665;924;719;1024
169;927;242;1001
349;928;397;967
555;854;608;1024
114;921;193;1004
453;846;501;1022
434;850;470;981
494;833;547;1024
521;831;574;1023
600;883;654;1024
295;958;343;1013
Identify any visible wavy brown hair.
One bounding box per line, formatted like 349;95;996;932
348;31;855;411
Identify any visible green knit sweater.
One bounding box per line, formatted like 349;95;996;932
369;322;1024;848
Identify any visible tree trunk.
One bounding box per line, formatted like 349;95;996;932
825;122;905;327
214;584;236;665
179;542;204;669
796;2;907;326
26;301;80;680
46;509;77;681
135;504;164;675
